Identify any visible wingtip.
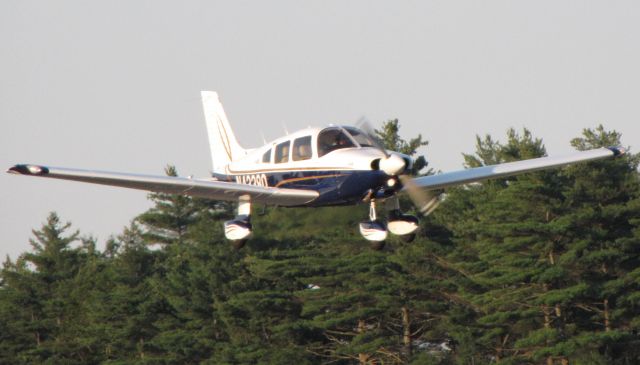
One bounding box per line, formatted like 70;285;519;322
201;90;219;99
7;165;25;174
607;146;627;156
6;164;49;175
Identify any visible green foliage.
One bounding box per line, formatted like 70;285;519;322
1;124;639;364
433;126;640;364
376;118;430;175
136;165;234;246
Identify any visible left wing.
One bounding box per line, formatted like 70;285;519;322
407;146;626;192
7;164;319;206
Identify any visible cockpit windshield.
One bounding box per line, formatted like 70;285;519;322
344;127;375;148
317;128;355;157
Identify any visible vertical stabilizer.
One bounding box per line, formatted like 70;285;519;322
201;91;246;173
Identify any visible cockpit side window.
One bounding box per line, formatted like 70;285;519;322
274;141;290;163
292;136;312;161
262;149;271;163
317;128;355;157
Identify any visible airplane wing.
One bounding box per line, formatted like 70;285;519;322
407;147;626;191
6;164;319;206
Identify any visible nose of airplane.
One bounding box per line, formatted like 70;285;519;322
379;153;407;176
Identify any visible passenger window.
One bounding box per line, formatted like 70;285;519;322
274;141;290;163
262;149;271;163
317;128;355;157
292;136;312;161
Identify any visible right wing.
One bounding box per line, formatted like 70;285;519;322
407;146;626;192
7;164;318;206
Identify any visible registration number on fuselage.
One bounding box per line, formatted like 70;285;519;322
234;173;269;187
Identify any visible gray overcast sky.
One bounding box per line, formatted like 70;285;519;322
1;1;639;259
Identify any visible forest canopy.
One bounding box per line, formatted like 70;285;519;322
1;124;639;365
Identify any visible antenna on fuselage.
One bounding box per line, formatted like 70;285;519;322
282;122;289;135
260;131;267;145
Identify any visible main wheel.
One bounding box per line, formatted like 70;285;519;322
231;239;248;250
370;241;386;251
387;214;419;236
400;233;416;243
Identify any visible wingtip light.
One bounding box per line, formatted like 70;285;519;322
6;164;48;175
608;146;627;156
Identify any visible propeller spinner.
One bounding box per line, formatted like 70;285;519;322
356;118;441;216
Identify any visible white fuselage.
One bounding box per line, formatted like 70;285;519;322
212;126;409;206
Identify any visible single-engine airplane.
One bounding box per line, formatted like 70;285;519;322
8;91;626;249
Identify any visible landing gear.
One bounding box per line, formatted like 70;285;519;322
385;196;419;242
370;240;386;251
400;233;416;243
358;197;420;248
359;201;388;249
231;238;248;250
224;196;252;248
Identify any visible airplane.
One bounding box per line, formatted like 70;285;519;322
8;91;626;249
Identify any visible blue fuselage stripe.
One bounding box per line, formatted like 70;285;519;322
212;170;388;206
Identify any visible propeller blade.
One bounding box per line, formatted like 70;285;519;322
398;175;441;216
356;117;390;158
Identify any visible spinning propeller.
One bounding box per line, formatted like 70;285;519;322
356;118;441;216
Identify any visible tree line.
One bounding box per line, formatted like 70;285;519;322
1;123;639;364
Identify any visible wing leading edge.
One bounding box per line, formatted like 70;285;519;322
6;165;318;206
407;146;626;191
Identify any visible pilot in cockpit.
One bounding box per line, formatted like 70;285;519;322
335;134;349;147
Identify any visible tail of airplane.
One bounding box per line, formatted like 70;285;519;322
201;91;246;173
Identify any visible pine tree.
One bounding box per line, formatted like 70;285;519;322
3;125;638;364
433;129;569;364
0;213;100;363
537;126;640;363
293;242;404;364
0;255;39;363
81;223;168;363
375;118;430;175
433;126;640;364
136;165;234;247
387;226;466;365
148;226;241;363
